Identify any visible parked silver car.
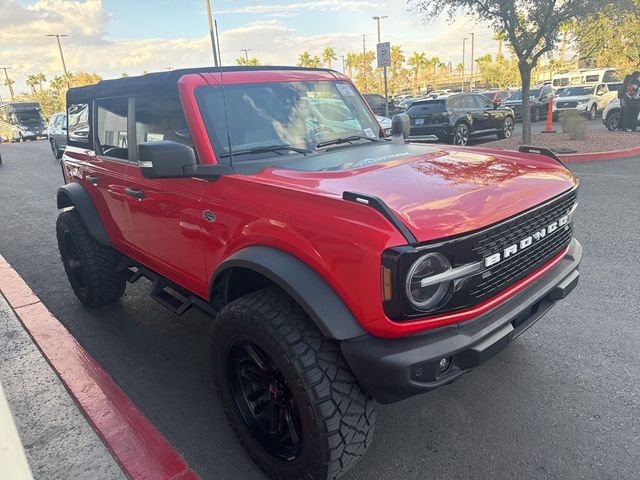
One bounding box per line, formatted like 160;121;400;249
47;112;67;159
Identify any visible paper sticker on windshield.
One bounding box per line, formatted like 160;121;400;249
336;83;356;96
363;128;376;138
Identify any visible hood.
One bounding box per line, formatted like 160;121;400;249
250;143;577;243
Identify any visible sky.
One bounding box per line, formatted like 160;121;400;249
0;0;499;100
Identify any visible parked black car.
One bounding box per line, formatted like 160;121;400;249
362;93;402;116
406;93;514;146
503;86;554;122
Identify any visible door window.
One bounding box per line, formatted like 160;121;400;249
96;98;129;160
134;95;193;148
462;95;477;109
473;95;494;109
67;103;90;147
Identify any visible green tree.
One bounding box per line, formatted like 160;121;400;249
236;56;260;66
34;72;46;91
26;75;38;94
322;47;337;69
297;51;313;67
388;45;409;95
411;0;622;143
407;52;427;95
345;52;359;78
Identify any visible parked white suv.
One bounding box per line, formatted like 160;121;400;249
602;98;640;131
553;83;616;120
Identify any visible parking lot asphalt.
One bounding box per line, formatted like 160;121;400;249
0;141;639;480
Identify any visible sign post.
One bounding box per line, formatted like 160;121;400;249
377;42;391;117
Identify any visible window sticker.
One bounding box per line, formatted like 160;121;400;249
363;127;376;138
336;83;356;97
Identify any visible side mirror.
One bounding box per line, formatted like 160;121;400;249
139;141;196;179
391;113;410;142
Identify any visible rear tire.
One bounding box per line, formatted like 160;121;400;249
56;210;125;306
211;287;376;480
451;122;470;146
531;108;540;123
605;111;621;131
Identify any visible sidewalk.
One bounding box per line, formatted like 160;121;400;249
0;292;127;480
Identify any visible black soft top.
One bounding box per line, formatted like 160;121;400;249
66;66;334;103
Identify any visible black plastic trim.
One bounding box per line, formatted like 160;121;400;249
342;191;417;244
56;182;112;246
519;145;568;168
340;238;582;404
210;246;366;340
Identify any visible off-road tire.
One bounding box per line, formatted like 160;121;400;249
210;287;376;480
56;210;125;306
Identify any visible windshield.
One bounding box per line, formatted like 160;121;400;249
196;81;381;163
559;86;591;97
15;110;43;123
508;89;540;101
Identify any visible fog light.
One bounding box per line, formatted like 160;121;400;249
437;357;451;375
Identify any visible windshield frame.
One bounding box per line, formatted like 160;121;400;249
195;80;382;166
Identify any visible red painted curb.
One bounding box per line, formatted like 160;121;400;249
559;145;640;162
0;255;201;480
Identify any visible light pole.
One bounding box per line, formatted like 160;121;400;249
462;37;468;92
372;15;389;116
340;55;346;74
470;32;475;91
46;34;70;86
1;67;15;101
204;0;220;67
240;48;252;63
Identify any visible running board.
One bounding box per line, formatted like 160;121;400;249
117;258;216;317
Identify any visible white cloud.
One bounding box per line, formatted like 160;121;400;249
216;0;380;15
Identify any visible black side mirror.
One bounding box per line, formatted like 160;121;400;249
391;113;410;142
139;141;196;179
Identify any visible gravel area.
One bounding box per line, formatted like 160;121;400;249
486;130;640;153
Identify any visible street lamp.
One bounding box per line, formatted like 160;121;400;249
204;0;219;67
46;34;70;86
470;32;475;91
240;48;253;63
1;67;15;101
340;55;346;74
372;16;389;116
462;37;468;92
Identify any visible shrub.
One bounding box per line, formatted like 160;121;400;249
559;110;588;140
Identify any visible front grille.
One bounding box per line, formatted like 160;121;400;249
558;101;578;108
466;189;576;303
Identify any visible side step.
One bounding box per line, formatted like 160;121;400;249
117;258;216;317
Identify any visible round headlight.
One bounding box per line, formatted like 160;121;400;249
405;253;452;311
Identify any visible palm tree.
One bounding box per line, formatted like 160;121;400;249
322;47;337;69
455;63;464;79
34;72;46;91
309;55;322;68
26;75;38;94
407;52;427;94
298;51;313;67
494;31;507;60
345;53;358;78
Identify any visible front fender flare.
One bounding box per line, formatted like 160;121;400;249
211;246;366;341
56;182;112;246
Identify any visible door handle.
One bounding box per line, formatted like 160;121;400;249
125;187;145;200
86;175;98;186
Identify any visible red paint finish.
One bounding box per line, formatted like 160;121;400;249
62;68;579;338
0;255;200;480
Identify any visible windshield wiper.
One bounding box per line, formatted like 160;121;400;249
220;144;310;158
316;135;379;149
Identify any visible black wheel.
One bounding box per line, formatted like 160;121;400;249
50;138;63;159
452;122;470;146
531;107;540;123
605;111;622;131
211;287;376;480
497;116;514;139
18;133;24;143
588;104;597;120
56;210;125;306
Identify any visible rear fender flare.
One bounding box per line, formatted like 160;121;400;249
56;182;112;246
210;246;366;341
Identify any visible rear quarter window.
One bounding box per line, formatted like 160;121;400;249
67;103;90;147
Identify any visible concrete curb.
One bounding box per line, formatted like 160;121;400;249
558;145;640;162
0;255;200;480
0;381;34;480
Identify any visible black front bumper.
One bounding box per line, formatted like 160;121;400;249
341;238;582;404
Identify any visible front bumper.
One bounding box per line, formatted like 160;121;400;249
341;238;582;404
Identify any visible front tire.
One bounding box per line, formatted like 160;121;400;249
605;111;621;131
56;210;126;306
531;107;540;123
588;104;597;120
50;138;63;159
497;116;514;139
211;287;376;480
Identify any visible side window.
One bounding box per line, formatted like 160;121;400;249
67;103;90;147
596;84;607;95
448;97;462;109
462;95;477;109
96;98;129;160
475;95;494;108
134;95;193;148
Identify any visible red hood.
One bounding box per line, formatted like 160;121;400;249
246;144;577;243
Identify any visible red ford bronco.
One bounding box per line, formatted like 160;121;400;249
56;67;581;480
